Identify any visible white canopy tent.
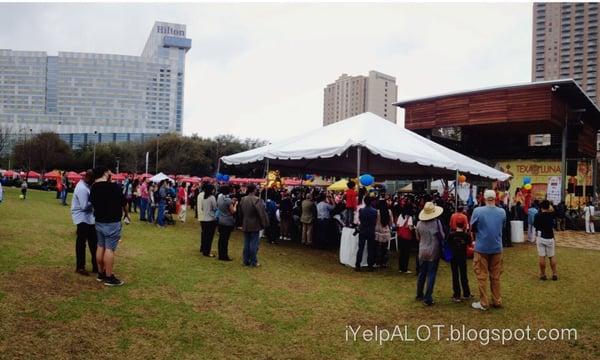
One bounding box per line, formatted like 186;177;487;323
149;172;175;183
221;112;510;181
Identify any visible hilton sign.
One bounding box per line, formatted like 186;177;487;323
157;25;185;37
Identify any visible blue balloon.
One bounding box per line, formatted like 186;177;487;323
222;175;230;182
359;174;374;186
216;174;223;181
523;176;531;185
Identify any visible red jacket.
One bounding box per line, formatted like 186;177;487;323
345;188;357;209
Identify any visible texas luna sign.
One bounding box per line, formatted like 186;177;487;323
157;25;185;37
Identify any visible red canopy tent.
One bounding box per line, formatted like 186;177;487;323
3;170;15;177
179;177;200;184
44;170;61;179
111;173;126;181
26;171;42;178
67;171;82;181
136;173;153;180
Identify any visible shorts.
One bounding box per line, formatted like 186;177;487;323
95;222;122;251
537;237;555;257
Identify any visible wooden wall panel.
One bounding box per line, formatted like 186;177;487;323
403;85;555;130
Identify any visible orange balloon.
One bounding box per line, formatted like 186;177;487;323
458;175;467;183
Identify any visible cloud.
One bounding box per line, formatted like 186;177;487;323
0;3;533;141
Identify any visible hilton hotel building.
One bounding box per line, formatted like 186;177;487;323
0;21;191;150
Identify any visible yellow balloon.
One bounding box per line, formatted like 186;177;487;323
524;183;532;190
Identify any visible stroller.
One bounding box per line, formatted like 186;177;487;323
164;196;177;225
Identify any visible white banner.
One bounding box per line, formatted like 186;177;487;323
547;176;561;205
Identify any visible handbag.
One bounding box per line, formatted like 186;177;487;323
397;217;413;240
437;220;453;262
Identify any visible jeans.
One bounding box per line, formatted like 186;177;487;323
148;205;156;223
60;189;67;205
416;259;439;304
139;198;148;221
356;233;375;268
450;257;471;298
157;202;166;226
75;223;98;272
200;221;217;255
243;231;260;266
217;224;234;259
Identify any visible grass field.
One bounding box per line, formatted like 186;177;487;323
0;187;599;359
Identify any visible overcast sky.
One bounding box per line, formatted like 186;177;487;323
0;2;532;142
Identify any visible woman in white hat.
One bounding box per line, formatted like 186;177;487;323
415;201;445;306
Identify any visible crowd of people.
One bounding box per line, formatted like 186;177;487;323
52;169;563;306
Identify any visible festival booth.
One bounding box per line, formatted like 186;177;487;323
221;112;510;268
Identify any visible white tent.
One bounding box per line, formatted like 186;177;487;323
221;112;510;181
149;172;174;183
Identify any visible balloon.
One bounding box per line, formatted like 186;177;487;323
216;174;223;182
458;175;467;183
359;174;374;186
222;175;230;182
523;183;532;190
523;176;531;185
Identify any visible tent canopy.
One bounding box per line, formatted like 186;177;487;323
221;113;510;181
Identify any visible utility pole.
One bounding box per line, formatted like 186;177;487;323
116;157;120;174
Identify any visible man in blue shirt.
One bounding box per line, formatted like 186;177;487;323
70;170;97;276
356;196;377;271
470;189;506;311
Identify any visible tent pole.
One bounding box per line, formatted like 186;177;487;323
264;158;269;202
215;157;221;192
455;170;459;211
356;146;361;180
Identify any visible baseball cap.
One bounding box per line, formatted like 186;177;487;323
484;189;496;200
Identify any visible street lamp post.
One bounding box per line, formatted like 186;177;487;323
27;128;32;176
156;134;160;173
92;131;98;168
116;157;120;174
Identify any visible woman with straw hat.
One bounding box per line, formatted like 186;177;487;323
415;201;445;306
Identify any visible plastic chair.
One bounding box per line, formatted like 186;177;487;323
388;228;398;251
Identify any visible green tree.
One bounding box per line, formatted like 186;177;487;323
12;132;74;173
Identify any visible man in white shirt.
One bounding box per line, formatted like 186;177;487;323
71;170;97;276
584;202;595;233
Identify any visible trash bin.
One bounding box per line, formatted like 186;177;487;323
510;220;524;243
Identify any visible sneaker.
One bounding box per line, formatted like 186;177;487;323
218;257;233;261
540;275;548;281
451;297;462;303
96;272;106;282
104;275;124;286
471;301;487;311
405;270;412;274
552;275;558;281
423;300;435;306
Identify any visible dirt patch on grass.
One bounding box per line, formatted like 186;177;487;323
0;266;101;305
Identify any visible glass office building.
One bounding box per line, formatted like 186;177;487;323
0;21;191;150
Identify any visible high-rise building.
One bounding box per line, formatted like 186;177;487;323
323;70;397;126
532;2;599;102
0;21;191;150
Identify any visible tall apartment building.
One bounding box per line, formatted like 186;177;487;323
532;2;599;102
0;21;191;150
323;70;397;126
